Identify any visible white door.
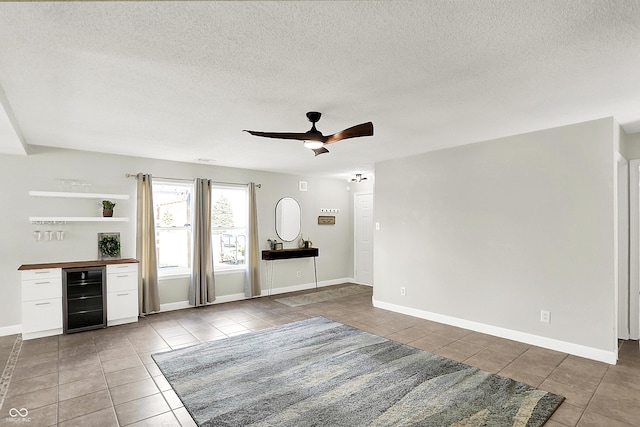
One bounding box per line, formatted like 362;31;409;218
354;192;374;285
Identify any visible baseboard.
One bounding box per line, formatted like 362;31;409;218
350;280;373;287
160;278;353;312
372;297;617;365
0;324;21;337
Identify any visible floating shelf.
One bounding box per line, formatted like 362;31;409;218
29;217;130;223
29;191;130;200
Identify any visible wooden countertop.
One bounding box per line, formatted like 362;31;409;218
18;258;139;270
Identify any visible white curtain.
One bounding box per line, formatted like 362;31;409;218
245;182;261;297
190;178;215;306
136;173;160;315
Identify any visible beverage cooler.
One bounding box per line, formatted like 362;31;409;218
62;267;106;333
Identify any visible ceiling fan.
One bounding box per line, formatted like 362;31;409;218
243;112;374;156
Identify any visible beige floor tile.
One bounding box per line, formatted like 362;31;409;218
2;385;58;411
435;340;484;362
173;407;197;427
98;344;138;362
105;365;151;388
497;364;546;388
11;359;58;381
586;382;640;426
101;355;144;374
464;348;516;373
114;393;171;426
58;363;104;385
576;408;636;427
58;389;113;422
13;403;57;427
126;411;180;426
161;389;184;410
540;377;595;408
58;407;119;427
6;373;58;397
163;334;199;348
59;374;107;401
109;378;160;405
58;352;101;371
549;401;584;426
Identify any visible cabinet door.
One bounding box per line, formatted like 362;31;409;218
108;272;137;292
106;263;138;275
107;291;138;322
22;278;62;302
22;298;63;333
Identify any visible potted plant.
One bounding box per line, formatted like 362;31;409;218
102;200;116;217
98;233;121;259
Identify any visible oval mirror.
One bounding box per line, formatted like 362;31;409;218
275;197;301;242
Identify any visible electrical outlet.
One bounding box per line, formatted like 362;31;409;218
540;310;551;323
400;287;406;296
375;222;380;231
296;271;302;278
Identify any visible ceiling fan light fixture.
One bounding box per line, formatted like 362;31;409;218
303;140;324;150
351;173;368;182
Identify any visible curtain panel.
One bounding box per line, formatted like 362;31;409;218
136;173;160;315
190;178;216;306
245;182;261;297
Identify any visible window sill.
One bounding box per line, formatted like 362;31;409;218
158;268;245;281
215;267;245;275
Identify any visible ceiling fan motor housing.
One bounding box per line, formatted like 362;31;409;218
306;111;321;123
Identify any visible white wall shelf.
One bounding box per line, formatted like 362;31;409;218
29;191;130;200
29;217;130;223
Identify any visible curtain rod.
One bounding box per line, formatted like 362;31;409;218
125;173;261;188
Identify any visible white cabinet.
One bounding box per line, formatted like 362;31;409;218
106;263;138;326
21;269;63;339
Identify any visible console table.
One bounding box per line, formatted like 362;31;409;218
262;248;319;295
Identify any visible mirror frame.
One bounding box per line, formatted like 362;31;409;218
275;197;301;242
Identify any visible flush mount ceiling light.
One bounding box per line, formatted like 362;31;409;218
351;173;368;182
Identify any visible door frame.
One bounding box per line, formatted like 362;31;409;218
616;154;630;340
629;159;640;339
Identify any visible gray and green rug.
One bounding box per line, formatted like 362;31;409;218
152;317;564;427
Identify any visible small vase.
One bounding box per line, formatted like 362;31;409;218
103;209;113;217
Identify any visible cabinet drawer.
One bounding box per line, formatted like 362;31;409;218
108;272;137;292
107;291;138;321
22;279;62;302
22;298;62;333
107;263;138;274
21;268;62;281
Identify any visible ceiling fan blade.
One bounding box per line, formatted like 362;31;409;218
324;122;374;145
312;146;329;156
243;130;310;141
243;129;327;143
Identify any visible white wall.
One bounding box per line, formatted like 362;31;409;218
373;118;617;362
0;146;353;332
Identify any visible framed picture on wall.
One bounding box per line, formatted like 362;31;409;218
98;232;121;260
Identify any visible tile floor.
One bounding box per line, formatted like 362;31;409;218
1;283;639;426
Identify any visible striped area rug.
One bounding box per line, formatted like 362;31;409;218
152;317;563;427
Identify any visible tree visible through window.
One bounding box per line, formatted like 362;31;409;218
212;186;247;270
153;180;193;276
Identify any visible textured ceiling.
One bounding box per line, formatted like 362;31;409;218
1;1;640;179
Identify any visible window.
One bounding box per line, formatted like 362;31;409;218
211;185;248;271
153;180;193;276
